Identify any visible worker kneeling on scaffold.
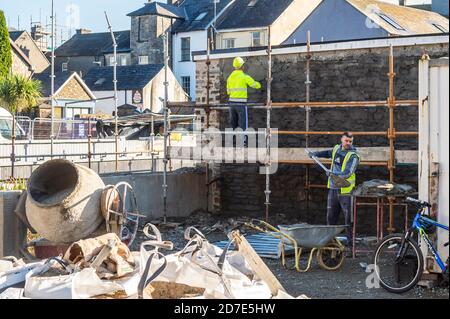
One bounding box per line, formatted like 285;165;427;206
309;132;361;252
226;57;261;147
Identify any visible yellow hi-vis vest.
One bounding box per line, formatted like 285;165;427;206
227;70;261;102
327;144;361;194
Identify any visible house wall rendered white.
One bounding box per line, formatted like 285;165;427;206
216;29;268;49
91;67;187;115
172;30;208;101
92;91;131;115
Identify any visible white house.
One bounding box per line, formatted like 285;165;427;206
171;0;235;101
83;64;187;115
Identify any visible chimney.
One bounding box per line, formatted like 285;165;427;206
76;28;92;35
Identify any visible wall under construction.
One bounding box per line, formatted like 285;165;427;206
194;39;448;232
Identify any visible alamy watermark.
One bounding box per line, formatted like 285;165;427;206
365;4;382;30
365;264;381;289
65;3;80;31
169;119;279;174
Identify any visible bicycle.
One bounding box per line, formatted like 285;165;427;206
372;197;449;293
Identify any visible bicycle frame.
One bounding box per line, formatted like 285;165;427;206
407;208;449;271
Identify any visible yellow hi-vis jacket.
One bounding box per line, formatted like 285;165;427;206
227;70;261;102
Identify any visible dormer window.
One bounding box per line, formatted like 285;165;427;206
432;23;448;33
376;13;405;31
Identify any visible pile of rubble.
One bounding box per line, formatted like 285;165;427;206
0;159;308;299
0;224;307;299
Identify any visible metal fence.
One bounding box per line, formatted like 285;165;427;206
1;116;98;140
1;115;196;141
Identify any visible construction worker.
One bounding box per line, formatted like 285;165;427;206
309;132;360;252
226;57;261;146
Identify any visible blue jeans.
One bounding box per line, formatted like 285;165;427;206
327;189;353;245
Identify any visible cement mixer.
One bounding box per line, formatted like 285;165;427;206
26;159;105;243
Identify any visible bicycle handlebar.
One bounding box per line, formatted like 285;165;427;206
405;197;431;208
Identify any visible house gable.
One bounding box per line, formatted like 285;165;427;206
10;30;50;73
10;38;33;77
284;0;388;44
270;0;322;45
55;76;93;100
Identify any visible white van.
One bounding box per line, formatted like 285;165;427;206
0;107;26;141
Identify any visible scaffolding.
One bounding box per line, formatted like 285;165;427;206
165;27;421;234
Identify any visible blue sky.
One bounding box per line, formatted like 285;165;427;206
1;0;435;44
1;0;167;43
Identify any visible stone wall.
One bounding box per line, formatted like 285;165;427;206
130;15;172;65
11;49;32;78
13;33;50;73
195;42;449;233
56;76;92;100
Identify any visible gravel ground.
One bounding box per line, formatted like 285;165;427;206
132;211;449;300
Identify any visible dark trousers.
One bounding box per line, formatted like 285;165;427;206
229;103;248;146
327;189;353;246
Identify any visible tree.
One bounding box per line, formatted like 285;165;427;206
0;10;12;78
0;74;41;177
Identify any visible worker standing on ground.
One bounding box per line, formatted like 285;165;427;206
226;57;261;147
309;132;360;252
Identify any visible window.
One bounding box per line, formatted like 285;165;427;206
376;13;405;31
181;37;191;61
66;108;91;119
139;55;149;65
109;56;115;66
248;0;259;7
181;76;191;97
224;38;235;49
194;12;208;21
120;55;127;66
432;23;448;33
252;32;261;47
61;62;68;72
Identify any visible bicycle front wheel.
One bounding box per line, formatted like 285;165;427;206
373;234;424;293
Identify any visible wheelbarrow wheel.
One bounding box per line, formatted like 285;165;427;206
317;243;345;271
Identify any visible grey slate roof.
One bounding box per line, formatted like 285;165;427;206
83;64;164;91
215;0;294;30
33;72;73;97
9;30;25;41
171;0;234;33
55;31;130;57
127;2;186;19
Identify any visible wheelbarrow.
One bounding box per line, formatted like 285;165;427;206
245;220;347;272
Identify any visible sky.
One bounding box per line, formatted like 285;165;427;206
0;0;435;46
1;0;168;45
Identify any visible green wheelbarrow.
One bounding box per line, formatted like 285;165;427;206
246;220;347;272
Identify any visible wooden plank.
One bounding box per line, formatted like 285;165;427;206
395;150;418;164
89;239;116;270
230;230;285;296
169;146;418;164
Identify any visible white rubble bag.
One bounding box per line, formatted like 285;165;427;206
138;225;273;299
24;234;141;299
